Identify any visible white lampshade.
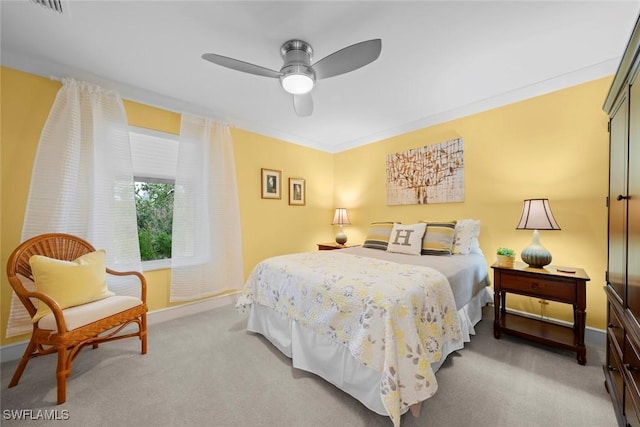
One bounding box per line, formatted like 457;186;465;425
516;198;561;230
331;208;350;245
516;199;560;268
281;74;314;94
331;208;351;225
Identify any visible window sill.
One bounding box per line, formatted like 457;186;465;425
141;258;171;272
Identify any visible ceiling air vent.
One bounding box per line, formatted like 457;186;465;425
31;0;64;14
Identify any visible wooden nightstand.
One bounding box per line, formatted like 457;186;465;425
492;261;590;365
317;242;356;251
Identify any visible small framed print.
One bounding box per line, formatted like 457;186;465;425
289;178;305;206
261;168;281;199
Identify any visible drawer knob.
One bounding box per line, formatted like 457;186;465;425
609;365;619;372
608;323;617;329
626;363;638;372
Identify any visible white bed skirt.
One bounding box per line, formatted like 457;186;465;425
246;286;494;417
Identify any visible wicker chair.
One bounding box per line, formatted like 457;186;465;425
6;233;148;404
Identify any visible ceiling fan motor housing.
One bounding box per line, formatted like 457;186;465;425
280;40;315;94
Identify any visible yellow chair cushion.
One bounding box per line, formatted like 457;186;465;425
29;250;115;322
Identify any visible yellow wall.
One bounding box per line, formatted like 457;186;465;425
1;68;60;346
335;77;611;329
232;127;335;273
0;67;334;346
0;66;611;347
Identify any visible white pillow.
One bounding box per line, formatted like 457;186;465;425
386;223;427;255
452;219;480;255
470;237;484;255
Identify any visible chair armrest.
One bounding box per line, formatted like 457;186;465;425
21;290;69;333
105;269;147;303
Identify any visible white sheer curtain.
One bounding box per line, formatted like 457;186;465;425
6;78;141;337
170;114;244;301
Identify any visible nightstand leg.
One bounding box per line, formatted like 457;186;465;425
576;306;587;365
493;291;501;339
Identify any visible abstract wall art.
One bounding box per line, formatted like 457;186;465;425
386;138;464;205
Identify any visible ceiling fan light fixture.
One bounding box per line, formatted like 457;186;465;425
202;37;382;117
281;73;314;94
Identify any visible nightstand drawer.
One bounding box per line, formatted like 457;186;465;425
500;272;576;302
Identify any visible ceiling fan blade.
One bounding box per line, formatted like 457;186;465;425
311;39;382;80
293;93;313;117
202;53;281;79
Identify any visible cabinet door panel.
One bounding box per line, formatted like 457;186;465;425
628;81;640;319
609;93;629;303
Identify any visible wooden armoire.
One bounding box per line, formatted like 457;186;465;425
604;14;640;427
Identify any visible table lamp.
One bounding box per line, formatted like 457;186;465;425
516;198;561;268
331;208;351;245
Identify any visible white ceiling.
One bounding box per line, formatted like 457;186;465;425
2;1;639;153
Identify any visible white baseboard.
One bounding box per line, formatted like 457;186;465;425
0;292;239;363
146;292;239;326
1;296;605;363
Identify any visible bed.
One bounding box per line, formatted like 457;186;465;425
235;222;492;427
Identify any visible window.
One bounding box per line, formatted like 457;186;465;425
134;179;174;261
130;129;179;268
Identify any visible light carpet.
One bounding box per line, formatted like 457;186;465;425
0;304;616;426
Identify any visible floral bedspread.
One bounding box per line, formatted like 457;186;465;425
235;251;461;426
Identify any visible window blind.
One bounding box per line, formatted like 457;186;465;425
130;129;178;180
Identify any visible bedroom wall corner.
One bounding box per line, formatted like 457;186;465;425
0;67;336;347
333;77;612;330
232;127;335;279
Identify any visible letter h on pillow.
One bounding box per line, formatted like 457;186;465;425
386;223;427;255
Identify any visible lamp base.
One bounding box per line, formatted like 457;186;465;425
521;230;552;268
335;228;347;245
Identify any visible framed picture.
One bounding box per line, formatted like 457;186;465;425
261;168;281;199
289;178;305;206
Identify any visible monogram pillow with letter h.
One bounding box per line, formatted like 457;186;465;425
386;223;427;255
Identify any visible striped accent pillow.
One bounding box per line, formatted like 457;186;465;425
420;221;457;255
363;222;397;250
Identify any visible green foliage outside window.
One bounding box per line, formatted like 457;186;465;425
135;181;174;261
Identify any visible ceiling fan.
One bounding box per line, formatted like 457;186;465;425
202;38;382;117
